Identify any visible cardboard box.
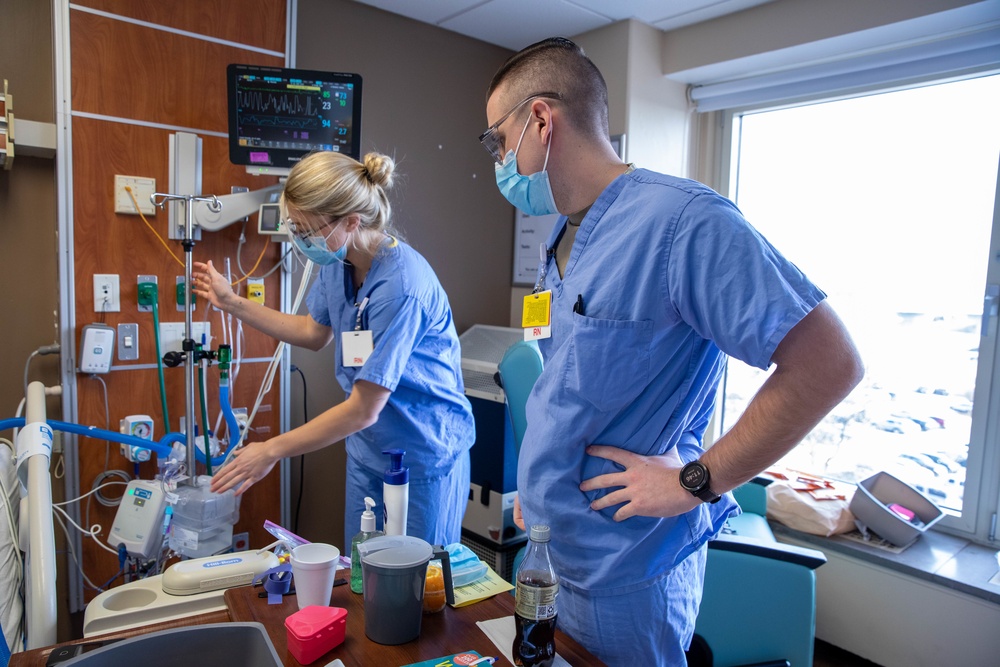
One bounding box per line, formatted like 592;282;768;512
849;471;944;547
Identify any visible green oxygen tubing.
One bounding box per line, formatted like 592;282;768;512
196;341;213;475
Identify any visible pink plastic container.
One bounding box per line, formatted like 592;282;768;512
284;605;348;665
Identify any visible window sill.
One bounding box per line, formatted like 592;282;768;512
770;521;1000;606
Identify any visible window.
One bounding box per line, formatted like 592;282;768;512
718;74;1000;543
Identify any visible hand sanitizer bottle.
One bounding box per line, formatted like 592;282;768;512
350;496;383;594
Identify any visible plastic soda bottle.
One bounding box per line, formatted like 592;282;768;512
513;524;558;667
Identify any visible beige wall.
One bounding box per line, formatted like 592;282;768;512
660;0;986;77
0;0;66;639
1;1;60;417
291;0;515;550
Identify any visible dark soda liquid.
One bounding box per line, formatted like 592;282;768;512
513;613;557;667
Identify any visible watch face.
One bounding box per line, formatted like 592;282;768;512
682;462;707;490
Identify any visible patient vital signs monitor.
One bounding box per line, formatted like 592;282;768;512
227;63;363;175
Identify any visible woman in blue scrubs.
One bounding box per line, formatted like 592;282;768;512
193;150;474;549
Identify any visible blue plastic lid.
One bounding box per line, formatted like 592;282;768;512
382;449;408;485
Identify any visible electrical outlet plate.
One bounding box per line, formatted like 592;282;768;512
114;175;156;215
94;273;120;313
158;321;212;354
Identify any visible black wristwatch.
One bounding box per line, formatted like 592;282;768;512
680;460;721;504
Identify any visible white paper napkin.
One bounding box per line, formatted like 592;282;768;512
476;616;573;666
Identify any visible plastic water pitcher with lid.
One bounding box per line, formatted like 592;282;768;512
357;535;454;645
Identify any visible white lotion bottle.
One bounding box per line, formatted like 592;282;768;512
382;449;409;536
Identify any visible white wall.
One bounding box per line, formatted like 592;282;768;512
781;534;1000;666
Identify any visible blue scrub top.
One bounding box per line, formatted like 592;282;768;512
306;238;475;480
521;168;826;595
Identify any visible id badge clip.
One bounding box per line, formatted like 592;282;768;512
522;290;552;341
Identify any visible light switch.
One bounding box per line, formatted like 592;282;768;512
118;323;138;361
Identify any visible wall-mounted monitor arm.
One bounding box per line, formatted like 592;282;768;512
193;184;283;232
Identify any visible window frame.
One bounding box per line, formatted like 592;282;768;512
701;74;1000;546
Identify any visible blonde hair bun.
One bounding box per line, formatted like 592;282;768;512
363;152;395;189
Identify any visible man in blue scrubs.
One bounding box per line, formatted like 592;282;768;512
195;150;475;549
481;38;863;665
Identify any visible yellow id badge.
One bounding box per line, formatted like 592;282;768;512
342;330;374;367
522;290;552;341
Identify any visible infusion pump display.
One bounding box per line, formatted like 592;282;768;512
227;63;363;172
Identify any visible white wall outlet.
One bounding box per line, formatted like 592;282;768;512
93;273;120;313
158;321;212;354
114;175;156;215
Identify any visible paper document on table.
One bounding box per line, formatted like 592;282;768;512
450;565;514;607
476;616;572;666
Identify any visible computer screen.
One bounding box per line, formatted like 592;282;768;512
227;63;362;175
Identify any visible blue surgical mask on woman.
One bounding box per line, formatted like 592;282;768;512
495;115;558;216
291;225;348;265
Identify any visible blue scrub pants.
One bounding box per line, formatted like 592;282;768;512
344;450;470;549
556;545;707;666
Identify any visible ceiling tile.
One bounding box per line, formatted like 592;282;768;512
351;0;779;50
648;0;777;31
352;0;487;25
440;0;615;50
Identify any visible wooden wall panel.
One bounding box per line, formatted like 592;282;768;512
71;9;283;131
75;0;286;53
69;3;286;601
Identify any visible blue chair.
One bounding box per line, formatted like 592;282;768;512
688;478;827;667
496;340;827;666
495;339;542;461
494;340;542;582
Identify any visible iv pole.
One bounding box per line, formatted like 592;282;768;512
155;130;285;490
150;191;221;484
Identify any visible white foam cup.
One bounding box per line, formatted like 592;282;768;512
290;542;340;610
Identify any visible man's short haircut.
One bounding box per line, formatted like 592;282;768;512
487;37;609;140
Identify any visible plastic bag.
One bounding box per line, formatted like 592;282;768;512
765;480;856;536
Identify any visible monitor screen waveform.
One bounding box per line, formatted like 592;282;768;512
227;64;363;172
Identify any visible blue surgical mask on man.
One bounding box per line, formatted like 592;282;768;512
291;225;348;265
495;115;558;216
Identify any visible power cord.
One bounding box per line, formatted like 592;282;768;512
22;343;60;396
91;470;131;508
291;365;308;534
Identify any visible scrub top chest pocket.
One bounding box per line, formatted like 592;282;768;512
563;313;653;412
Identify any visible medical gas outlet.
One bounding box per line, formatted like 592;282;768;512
247;278;265;305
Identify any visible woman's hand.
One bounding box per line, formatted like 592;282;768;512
210;441;278;496
192;260;238;312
